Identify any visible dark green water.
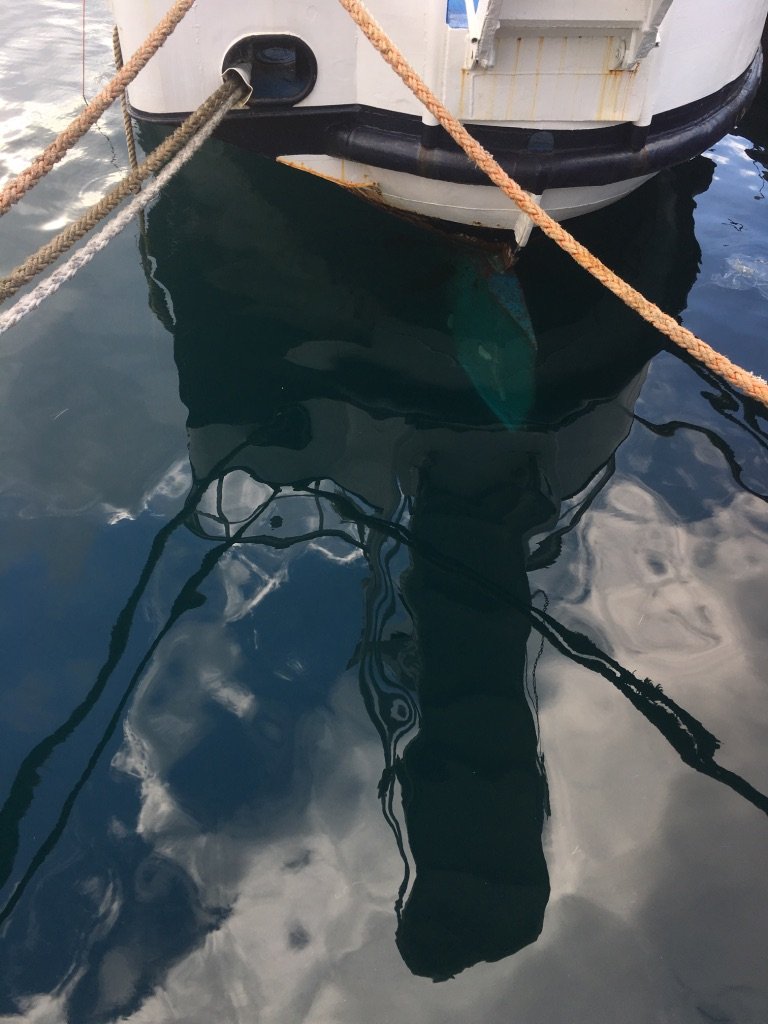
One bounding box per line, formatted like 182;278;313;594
1;4;767;1022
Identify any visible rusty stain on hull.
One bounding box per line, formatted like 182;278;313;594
455;28;647;124
596;36;639;121
276;157;379;193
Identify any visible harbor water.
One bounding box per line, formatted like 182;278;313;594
1;3;767;1022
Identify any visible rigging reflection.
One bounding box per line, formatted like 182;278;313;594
142;142;731;982
3;137;768;1021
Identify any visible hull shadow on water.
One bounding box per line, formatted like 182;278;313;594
1;126;767;1020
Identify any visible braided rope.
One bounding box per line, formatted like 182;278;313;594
337;0;768;407
0;0;196;218
0;85;241;337
0;78;244;304
112;27;140;175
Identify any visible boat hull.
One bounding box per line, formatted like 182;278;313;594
272;156;655;239
111;0;768;241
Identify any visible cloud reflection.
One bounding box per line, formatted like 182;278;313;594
2;83;768;1021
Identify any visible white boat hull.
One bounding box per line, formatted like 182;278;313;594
110;0;768;242
275;154;654;241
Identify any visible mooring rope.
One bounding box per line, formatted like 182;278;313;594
0;82;242;337
0;0;196;218
112;27;140;175
336;0;768;408
0;77;245;305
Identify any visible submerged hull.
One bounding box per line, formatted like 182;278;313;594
111;0;767;242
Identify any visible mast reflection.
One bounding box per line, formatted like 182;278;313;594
142;141;712;981
7;139;768;1023
4;106;768;1021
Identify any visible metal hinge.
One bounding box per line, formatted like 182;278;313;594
465;0;674;71
616;0;674;69
465;0;504;70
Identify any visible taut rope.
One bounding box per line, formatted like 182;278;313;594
0;77;245;304
112;27;140;176
0;81;245;336
336;0;768;408
0;0;196;217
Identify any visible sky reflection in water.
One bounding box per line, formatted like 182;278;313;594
0;5;767;1023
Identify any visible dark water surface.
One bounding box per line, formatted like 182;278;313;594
1;4;767;1022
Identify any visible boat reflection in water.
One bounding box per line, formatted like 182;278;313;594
140;140;758;985
2;137;767;1022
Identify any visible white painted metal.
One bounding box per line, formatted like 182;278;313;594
109;0;768;238
469;0;505;69
110;0;767;122
624;0;674;68
457;31;656;124
276;153;653;234
652;0;767;111
467;0;674;71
